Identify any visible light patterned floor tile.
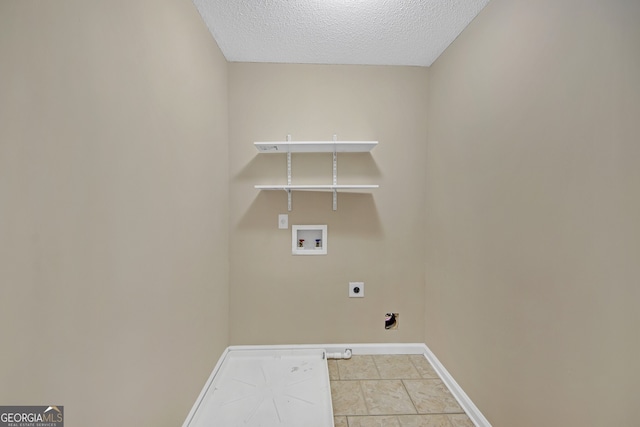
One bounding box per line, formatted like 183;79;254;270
408;355;439;379
337;356;381;380
403;379;463;414
331;380;368;415
397;414;452;427
348;416;401;427
334;416;349;427
331;355;474;427
328;359;340;380
360;380;417;415
448;414;475;427
373;355;421;379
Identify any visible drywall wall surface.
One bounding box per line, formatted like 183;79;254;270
229;63;428;344
425;0;640;425
0;1;229;426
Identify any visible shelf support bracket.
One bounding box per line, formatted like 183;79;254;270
332;151;337;211
287;134;292;211
332;135;338;211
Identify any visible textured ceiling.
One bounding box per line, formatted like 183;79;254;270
192;0;490;67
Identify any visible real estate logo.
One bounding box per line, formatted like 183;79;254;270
0;406;63;427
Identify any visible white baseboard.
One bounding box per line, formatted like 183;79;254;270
420;344;492;427
199;343;491;427
227;342;427;355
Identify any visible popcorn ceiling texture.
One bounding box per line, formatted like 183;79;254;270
192;0;490;67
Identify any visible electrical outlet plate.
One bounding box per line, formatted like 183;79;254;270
278;214;288;229
349;282;364;298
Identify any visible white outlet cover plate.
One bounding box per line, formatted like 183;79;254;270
349;282;364;298
278;214;288;229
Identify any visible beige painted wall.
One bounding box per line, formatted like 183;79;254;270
228;64;428;345
425;0;640;425
0;1;229;426
4;0;637;425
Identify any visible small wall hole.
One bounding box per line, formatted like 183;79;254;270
384;313;399;330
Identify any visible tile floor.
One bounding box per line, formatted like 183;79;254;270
329;355;475;427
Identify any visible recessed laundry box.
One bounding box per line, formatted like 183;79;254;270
182;347;334;427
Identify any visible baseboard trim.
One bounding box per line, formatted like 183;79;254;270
226;342;428;355
420;344;491;427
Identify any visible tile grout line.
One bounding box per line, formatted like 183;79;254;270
357;379;371;416
347;414;401;426
400;379;420;416
371;354;383;380
407;354;419;377
404;356;422;415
